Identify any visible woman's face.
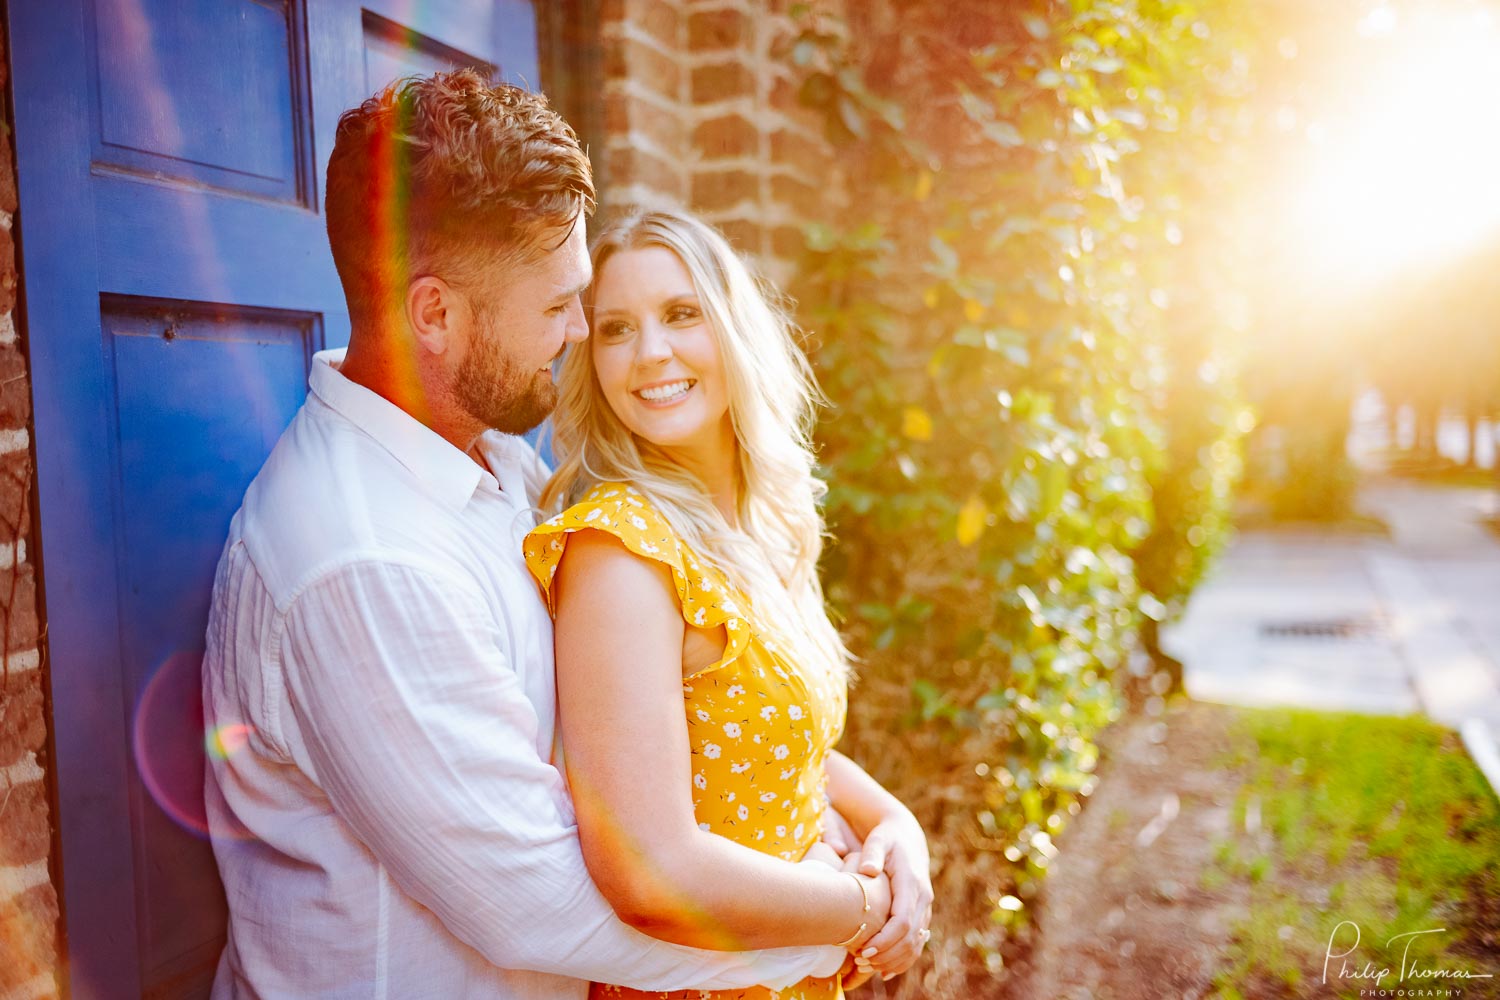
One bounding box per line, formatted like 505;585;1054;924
590;246;733;468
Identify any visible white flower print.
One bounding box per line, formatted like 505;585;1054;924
699;822;711;832
760;706;777;721
788;705;803;721
726;685;745;698
629;515;648;530
723;722;741;739
731;761;752;774
752;734;763;744
794;823;804;841
779;767;796;781
773;744;790;760
760;791;777;803
584;508;602;522
737;805;749;821
693;607;708;627
693;773;707;789
755;830;765;841
695;709;710;722
775;825;787;838
703;743;722;759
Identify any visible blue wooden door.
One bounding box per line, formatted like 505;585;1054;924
8;3;539;997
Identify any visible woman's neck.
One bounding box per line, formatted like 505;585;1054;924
659;421;740;526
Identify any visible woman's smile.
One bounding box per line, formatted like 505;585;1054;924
634;378;698;405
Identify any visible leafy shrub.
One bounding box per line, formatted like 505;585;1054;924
786;1;1253;992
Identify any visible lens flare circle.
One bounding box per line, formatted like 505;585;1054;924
132;650;257;841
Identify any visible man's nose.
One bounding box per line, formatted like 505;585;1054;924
564;298;588;344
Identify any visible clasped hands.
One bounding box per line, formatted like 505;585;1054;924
802;809;933;990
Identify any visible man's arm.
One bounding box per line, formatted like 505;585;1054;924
279;557;841;990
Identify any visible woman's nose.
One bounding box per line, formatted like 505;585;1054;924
636;321;672;365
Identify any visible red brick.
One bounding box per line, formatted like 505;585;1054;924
0;128;16;216
0;774;49;864
604;91;686;160
628;0;683;53
0;883;60;991
714;216;762;252
0;342;30;428
0;453;30;537
771;224;808;260
692;169;758;212
688;9;750;50
0;229;14;315
771;127;828;177
603;35;682;102
0;657;45;766
605;143;688;202
692;61;756;103
770;172;822;220
0;562;39;653
693;114;758;158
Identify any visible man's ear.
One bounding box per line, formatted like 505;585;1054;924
406;275;458;357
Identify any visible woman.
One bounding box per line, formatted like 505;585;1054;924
523;209;931;998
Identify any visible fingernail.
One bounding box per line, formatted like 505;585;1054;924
882;973;895;982
861;947;878;958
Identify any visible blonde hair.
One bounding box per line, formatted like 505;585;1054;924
541;208;849;679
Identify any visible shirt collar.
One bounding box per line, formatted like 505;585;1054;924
309;348;495;510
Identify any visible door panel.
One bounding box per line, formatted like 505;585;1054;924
9;2;540;996
109;300;319;997
93;0;311;201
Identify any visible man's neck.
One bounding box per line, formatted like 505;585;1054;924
339;337;487;465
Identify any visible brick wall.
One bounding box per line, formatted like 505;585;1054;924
598;0;842;280
0;19;61;1000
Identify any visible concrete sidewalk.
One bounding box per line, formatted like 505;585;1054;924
1161;480;1500;795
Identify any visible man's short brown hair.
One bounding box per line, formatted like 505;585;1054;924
325;69;595;323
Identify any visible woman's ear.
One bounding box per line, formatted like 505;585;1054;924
406;275;457;357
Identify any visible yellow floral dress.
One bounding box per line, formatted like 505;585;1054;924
524;483;847;1000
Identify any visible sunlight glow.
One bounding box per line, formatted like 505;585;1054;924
1284;7;1500;291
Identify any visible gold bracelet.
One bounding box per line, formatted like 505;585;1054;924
833;872;871;949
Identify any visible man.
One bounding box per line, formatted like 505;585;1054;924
202;70;844;998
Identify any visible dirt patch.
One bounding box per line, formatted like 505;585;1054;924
994;701;1253;1000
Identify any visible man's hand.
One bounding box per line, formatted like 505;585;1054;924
849;814;932;981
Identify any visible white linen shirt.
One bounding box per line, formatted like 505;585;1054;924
203;349;839;999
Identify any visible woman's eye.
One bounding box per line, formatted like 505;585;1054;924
666;305;700;323
598;320;631;339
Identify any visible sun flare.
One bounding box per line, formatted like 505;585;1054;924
1280;5;1500;291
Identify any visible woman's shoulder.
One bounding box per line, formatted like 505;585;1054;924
524;482;682;588
547;481;676;538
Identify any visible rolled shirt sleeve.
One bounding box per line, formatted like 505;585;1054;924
280;557;842;991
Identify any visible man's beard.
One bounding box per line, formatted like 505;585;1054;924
453;320;559;435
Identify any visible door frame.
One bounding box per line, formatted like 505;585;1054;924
6;0;601;994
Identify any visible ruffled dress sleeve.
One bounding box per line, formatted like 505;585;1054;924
523;483;750;677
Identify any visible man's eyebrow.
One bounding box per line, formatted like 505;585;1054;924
550;278;591;306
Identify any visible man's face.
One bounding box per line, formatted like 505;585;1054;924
450;221;590;435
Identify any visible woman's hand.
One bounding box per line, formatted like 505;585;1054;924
850;814;933;981
820;805;860;859
800;841;844;870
